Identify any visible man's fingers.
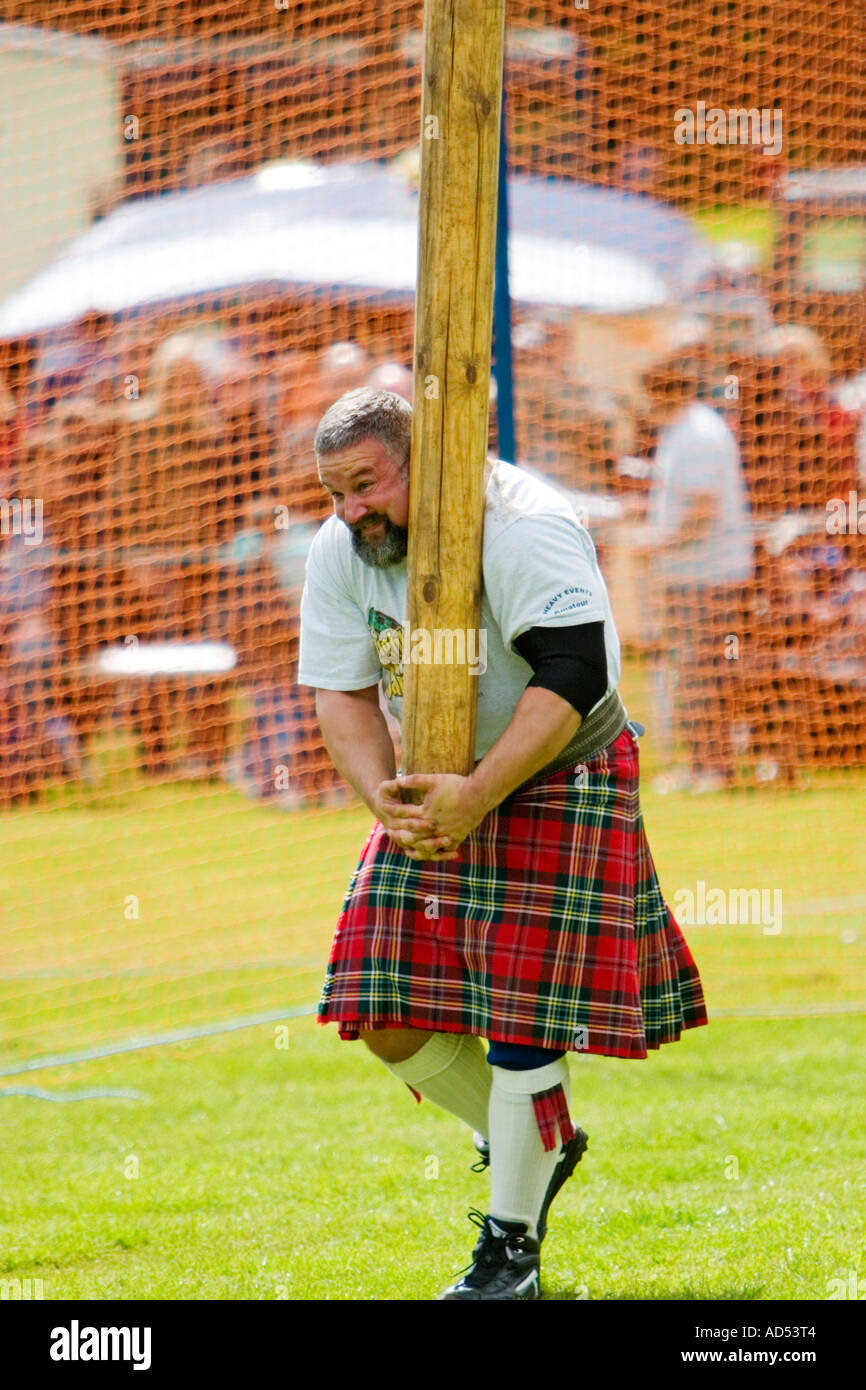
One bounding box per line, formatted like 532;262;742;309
387;828;419;848
403;845;460;861
385;807;438;831
380;776;434;797
389;829;445;850
384;797;434;820
388;829;459;860
397;774;437;793
378;780;436;823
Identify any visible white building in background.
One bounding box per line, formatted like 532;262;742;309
0;22;121;303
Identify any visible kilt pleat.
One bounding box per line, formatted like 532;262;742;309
317;728;708;1059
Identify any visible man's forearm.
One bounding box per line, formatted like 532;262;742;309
465;685;582;820
315;689;396;814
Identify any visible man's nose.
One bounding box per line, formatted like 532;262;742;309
343;494;370;526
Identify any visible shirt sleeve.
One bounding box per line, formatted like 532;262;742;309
297;531;382;690
483;512;608;652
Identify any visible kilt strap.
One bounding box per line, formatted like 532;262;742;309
534;687;629;779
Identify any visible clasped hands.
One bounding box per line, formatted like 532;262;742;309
372;773;486;861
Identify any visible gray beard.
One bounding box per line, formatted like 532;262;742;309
350;517;409;568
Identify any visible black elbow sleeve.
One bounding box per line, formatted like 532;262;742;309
512;621;608;719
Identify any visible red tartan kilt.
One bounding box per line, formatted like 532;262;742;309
318;727;708;1059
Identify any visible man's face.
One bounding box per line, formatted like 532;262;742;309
318;436;410;568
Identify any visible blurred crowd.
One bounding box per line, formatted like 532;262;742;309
1;293;864;805
0;313;412;806
515;299;866;789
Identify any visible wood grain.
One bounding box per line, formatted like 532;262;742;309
402;0;506;777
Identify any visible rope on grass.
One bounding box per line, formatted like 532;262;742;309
0;1002;317;1078
0;1086;146;1101
1;999;863;1081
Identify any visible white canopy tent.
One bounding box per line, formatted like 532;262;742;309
0;160;712;337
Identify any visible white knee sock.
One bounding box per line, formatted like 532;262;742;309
488;1057;573;1238
385;1032;491;1137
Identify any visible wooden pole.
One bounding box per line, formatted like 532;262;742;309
402;0;507;778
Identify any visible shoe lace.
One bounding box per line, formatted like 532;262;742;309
467;1209;488;1237
450;1210;507;1287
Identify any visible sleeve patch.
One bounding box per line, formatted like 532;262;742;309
541;585;593;617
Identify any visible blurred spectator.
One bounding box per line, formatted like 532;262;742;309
212;366;281;540
0;371;20;483
133;330;232;545
756;324;858;510
0;500;86;803
754;535;866;772
270;349;319;438
366;360;413;401
686;246;773;370
278;342;369;521
643;326;755;790
319;341;369;401
26;313;120;426
784;540;866;685
119;332;237;777
0;338;37;426
834;371;866;492
219;500;321;804
512;314;635;491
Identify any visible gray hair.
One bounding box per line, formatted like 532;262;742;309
314;387;412;474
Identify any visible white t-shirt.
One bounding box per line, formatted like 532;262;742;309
298;460;621;761
648;401;754;585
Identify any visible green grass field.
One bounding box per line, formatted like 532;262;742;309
1;662;864;1301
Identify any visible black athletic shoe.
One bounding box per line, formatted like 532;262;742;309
438;1211;541;1301
537;1126;589;1243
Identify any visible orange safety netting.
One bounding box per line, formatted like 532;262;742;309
0;0;865;810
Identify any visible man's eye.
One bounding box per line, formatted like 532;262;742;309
357;482;372;493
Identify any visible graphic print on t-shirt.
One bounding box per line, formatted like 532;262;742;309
367;607;403;697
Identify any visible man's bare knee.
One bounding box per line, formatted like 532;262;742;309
360;1027;433;1063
